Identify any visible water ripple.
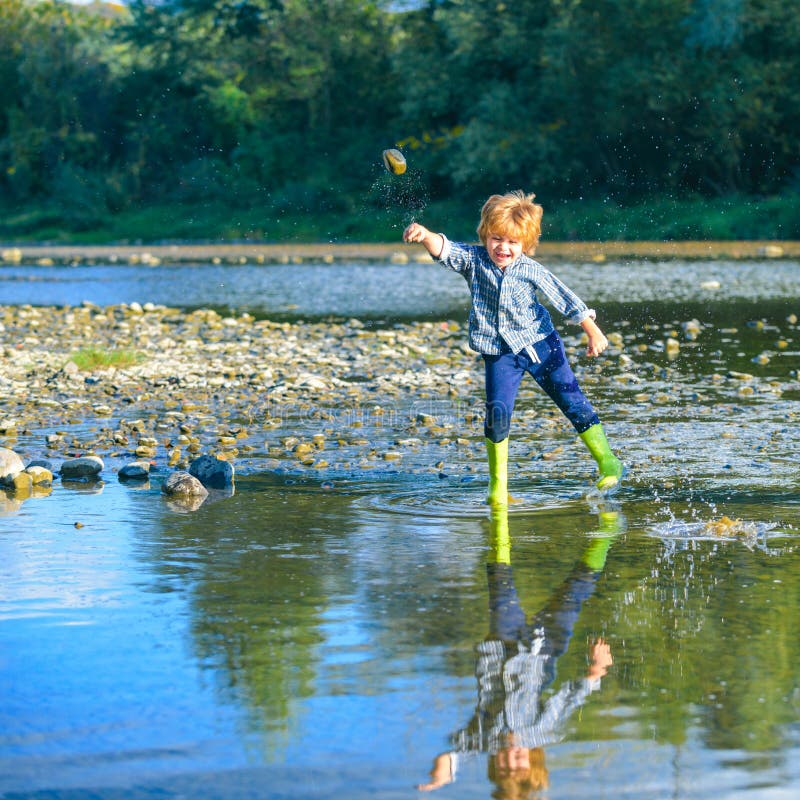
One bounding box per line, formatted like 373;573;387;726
355;483;583;518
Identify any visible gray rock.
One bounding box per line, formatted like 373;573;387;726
26;459;54;472
188;454;235;489
118;460;151;481
0;447;25;486
60;456;104;479
162;470;208;498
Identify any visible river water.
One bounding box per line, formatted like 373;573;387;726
1;257;800;799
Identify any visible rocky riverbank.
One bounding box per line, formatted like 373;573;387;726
0;301;491;512
1;300;799;515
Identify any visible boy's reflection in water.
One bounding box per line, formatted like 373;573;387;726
418;505;623;797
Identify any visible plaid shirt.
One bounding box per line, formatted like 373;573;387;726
438;236;594;355
451;638;600;753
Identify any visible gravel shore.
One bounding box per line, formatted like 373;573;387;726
2;240;800;267
2;299;798;513
0;302;488;486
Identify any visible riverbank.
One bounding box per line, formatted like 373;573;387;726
2;240;799;266
1;292;798;516
0;302;486;501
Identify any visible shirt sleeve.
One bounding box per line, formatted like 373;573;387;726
437;235;476;282
528;678;599;743
449;751;459;780
438;234;452;263
529;259;595;325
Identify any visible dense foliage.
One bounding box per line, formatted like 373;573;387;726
1;0;799;239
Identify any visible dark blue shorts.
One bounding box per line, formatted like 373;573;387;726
483;331;599;442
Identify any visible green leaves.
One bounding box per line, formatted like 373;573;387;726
0;0;798;231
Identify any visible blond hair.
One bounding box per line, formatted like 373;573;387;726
476;191;543;255
488;747;549;799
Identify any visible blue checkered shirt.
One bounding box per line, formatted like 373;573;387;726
438;236;594;355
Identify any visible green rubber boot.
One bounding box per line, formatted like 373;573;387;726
581;534;615;571
581;510;625;570
579;424;623;491
488;506;511;565
485;437;509;507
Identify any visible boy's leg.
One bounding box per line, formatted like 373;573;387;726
526;333;622;489
483;353;525;505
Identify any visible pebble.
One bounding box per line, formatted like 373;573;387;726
0;446;25;486
25;465;53;486
188;454;235;489
11;471;33;493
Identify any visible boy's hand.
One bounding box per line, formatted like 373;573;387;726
403;222;429;243
580;317;608;358
587;637;613;679
403;223;444;259
586;330;608;358
417;753;454;792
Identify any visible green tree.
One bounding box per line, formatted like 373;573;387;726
0;0;119;216
394;0;800;201
114;0;400;209
1;0;799;235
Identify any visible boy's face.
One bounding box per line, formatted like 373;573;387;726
494;745;532;773
486;231;523;269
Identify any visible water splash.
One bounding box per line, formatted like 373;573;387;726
649;516;783;552
365;166;430;229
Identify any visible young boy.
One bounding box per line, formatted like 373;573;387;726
403;190;622;505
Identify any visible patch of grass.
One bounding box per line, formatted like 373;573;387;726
95;199;410;244
2;191;799;244
542;193;800;241
69;347;146;371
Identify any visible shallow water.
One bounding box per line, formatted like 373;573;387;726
2;258;800;799
2;258;800;320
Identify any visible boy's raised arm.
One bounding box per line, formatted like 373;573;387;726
403;222;444;259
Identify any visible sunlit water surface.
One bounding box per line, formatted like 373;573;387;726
1;258;800;319
2;258;800;799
